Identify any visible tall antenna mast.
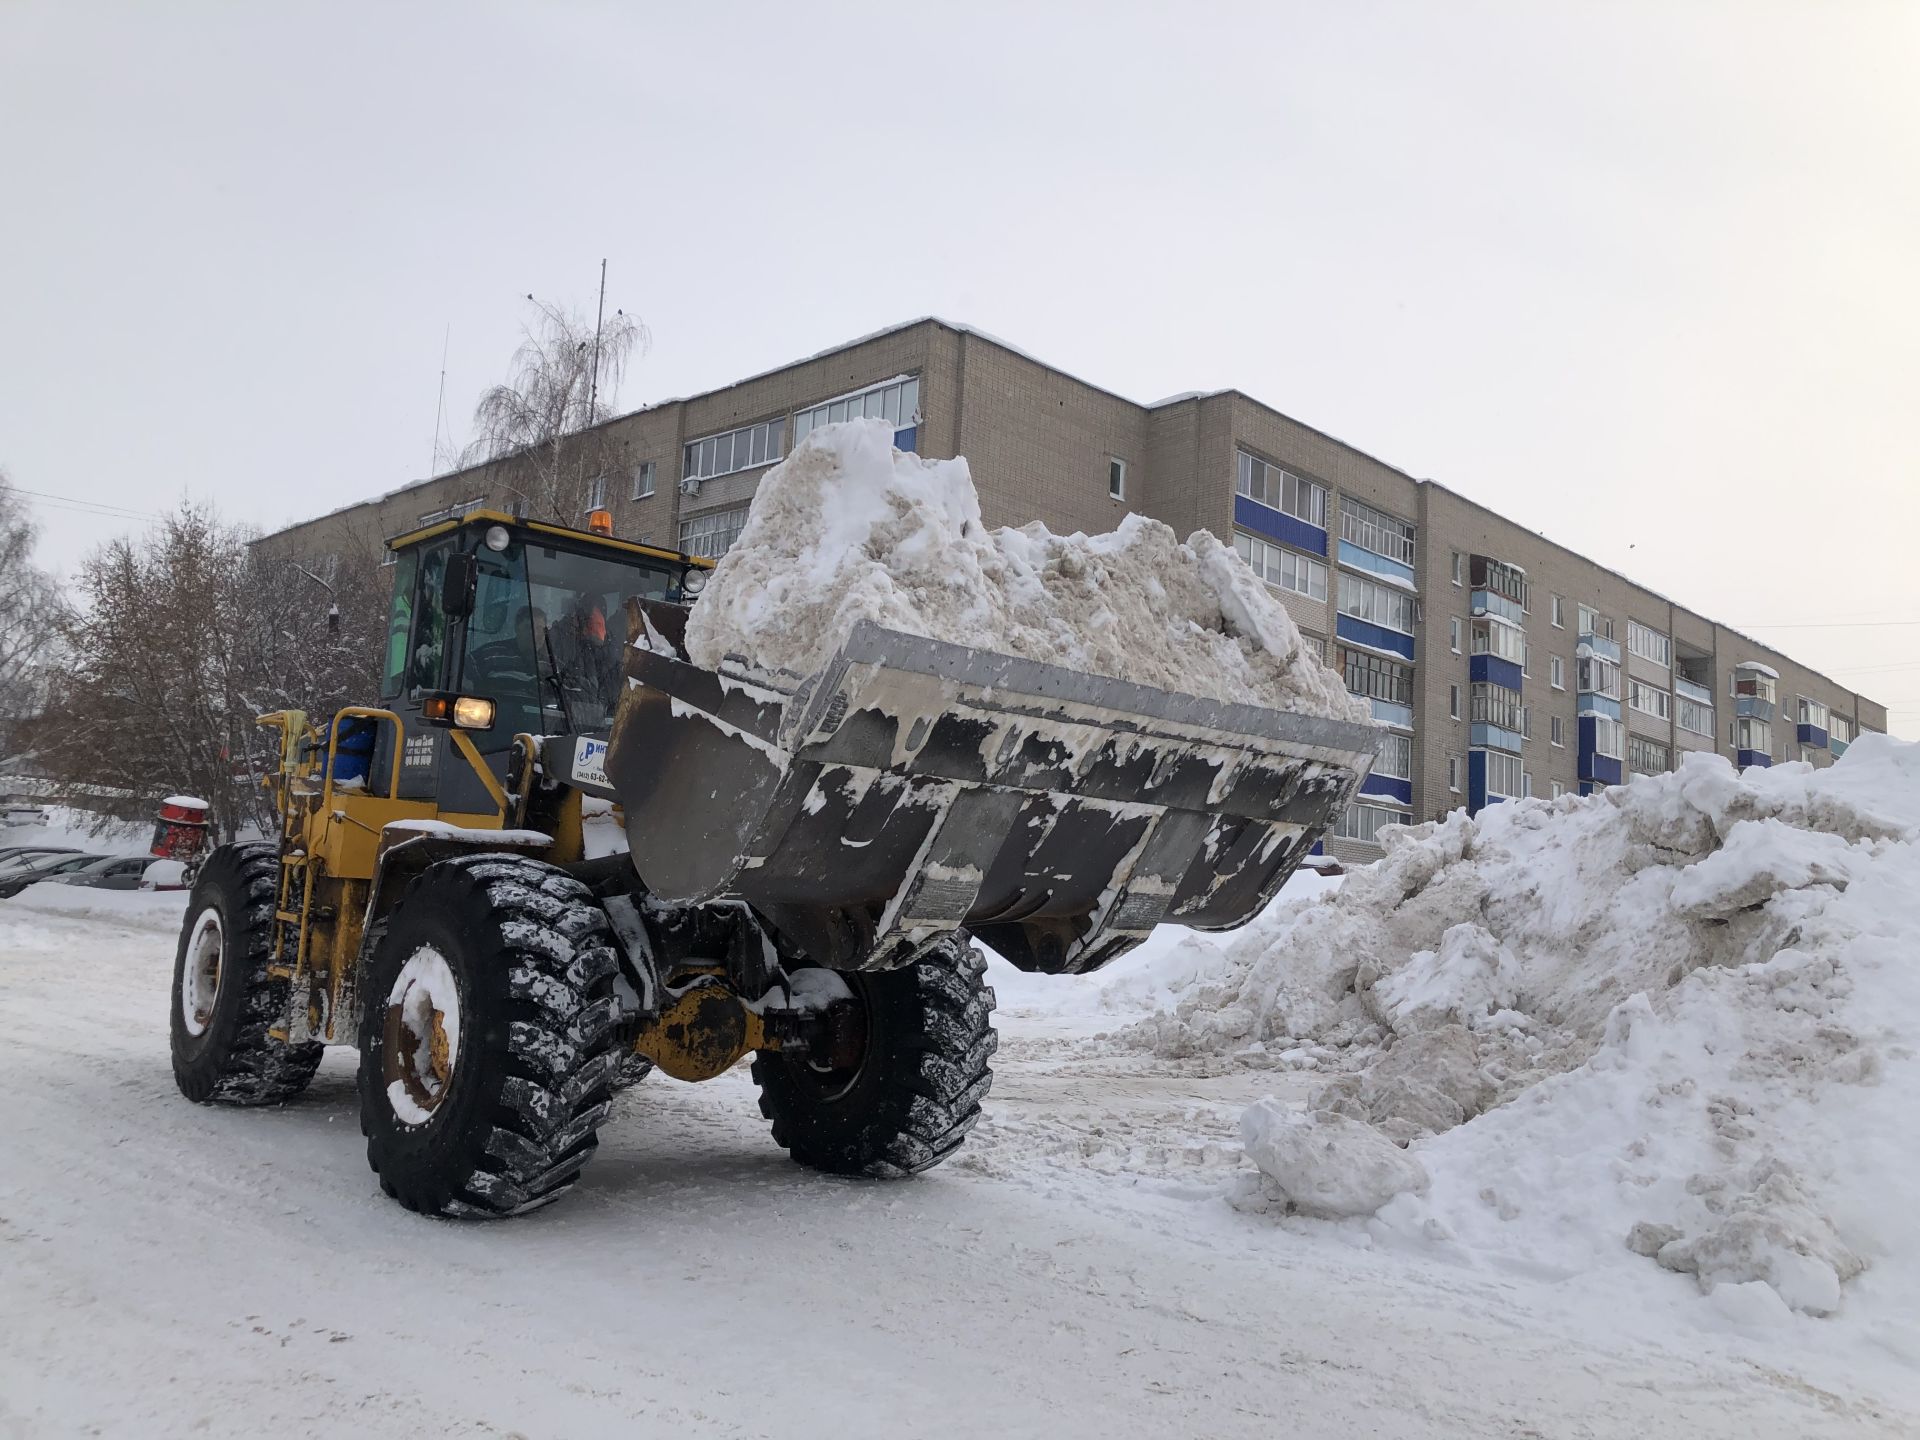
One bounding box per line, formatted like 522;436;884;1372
430;323;451;474
587;258;607;425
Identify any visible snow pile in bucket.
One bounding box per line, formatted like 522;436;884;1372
682;419;1366;719
1133;738;1920;1320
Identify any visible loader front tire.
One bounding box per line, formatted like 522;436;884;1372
170;842;324;1105
357;855;623;1218
752;933;997;1178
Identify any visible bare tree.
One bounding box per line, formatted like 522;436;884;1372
0;471;61;759
464;298;648;522
38;504;392;841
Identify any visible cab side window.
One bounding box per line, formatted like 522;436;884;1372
380;549;421;699
408;544;450;698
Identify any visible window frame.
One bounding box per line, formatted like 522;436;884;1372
1236;450;1328;529
1628;620;1671;669
1337;496;1416;566
1337;571;1416;635
1550;654;1565;690
1107;457;1127;501
793;376;921;443
631;461;656;501
1550;595;1565;629
1234;529;1328;602
683;417;787;484
1628;680;1671;722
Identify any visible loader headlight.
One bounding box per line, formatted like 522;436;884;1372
422;694;498;730
681;567;709;595
484;525;511;552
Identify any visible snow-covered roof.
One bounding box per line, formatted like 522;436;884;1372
1734;660;1781;679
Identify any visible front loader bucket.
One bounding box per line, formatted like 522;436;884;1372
602;603;1378;975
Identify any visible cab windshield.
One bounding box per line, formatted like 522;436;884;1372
458;536;678;748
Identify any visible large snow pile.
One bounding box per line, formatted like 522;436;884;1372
1133;738;1920;1321
682;419;1366;720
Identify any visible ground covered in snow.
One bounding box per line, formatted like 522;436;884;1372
5;837;1916;1437
682;418;1364;720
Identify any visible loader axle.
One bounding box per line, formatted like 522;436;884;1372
629;975;862;1083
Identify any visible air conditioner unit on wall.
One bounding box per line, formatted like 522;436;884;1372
679;476;701;496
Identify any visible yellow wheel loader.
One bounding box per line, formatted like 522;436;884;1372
169;507;1377;1218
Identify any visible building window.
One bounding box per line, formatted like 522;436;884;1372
678;505;750;561
1337;572;1416;634
1449;684;1461;720
1108;458;1127;501
1451;551;1464;586
684;418;786;484
1342;649;1412;707
1471;683;1524;732
1552;780;1565;799
1591;716;1625;760
1338;496;1416;566
1628;621;1671;669
1628;680;1671;722
1628;735;1671;776
1831;714;1854;744
1798;697;1830;729
1335;801;1408;846
585;474;609;511
1449;617;1462;653
1471;557;1530;613
632;461;656;501
794;376;920;443
1577;655;1620;699
1732;666;1779;705
508;494;530;520
1578;604;1615;640
1522;769;1534;799
1375;731;1414;781
1733;716;1773;753
1234;530;1328;602
1471;618;1525;664
1482;749;1523;799
1550;655;1565;690
1550;715;1565;747
1551;595;1565;629
1237;450;1328;528
1677;695;1713;736
1447;755;1461;791
1300;632;1327;660
1522;640;1532;678
1521;705;1533;740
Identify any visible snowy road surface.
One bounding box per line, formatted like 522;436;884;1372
2;886;1913;1439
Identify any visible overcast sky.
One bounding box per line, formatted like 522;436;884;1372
3;1;1915;732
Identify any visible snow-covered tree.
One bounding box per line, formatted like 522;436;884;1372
38;504;388;840
0;471;60;759
464;298;648;522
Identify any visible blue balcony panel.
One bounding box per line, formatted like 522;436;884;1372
1369;697;1414;728
1734;696;1775;722
1335;614;1415;662
1470;722;1524;753
1360;773;1414;806
1235;496;1328;556
1736;749;1773;770
1830;738;1850;758
1467;750;1516;815
1336;540;1417;590
1469;654;1523;691
1577;693;1623;722
1577;633;1622;664
1796;724;1829;747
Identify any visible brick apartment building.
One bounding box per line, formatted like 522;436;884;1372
264;317;1888;862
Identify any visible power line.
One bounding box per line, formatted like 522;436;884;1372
11;487;162;522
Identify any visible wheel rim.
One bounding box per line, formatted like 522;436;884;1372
180;907;223;1037
382;946;463;1125
798;970;870;1101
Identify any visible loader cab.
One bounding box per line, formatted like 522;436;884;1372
376;510;711;808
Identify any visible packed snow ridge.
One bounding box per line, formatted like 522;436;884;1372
1134;738;1920;1323
682;419;1367;721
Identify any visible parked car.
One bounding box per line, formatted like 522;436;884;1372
0;845;81;872
42;854;158;891
0;852;102;898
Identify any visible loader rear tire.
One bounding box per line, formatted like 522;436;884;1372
752;933;997;1178
357;854;623;1219
170;842;324;1106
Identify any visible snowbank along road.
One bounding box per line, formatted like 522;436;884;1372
4;746;1919;1437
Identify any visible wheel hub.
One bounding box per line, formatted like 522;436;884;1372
180;908;223;1037
383;946;463;1124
